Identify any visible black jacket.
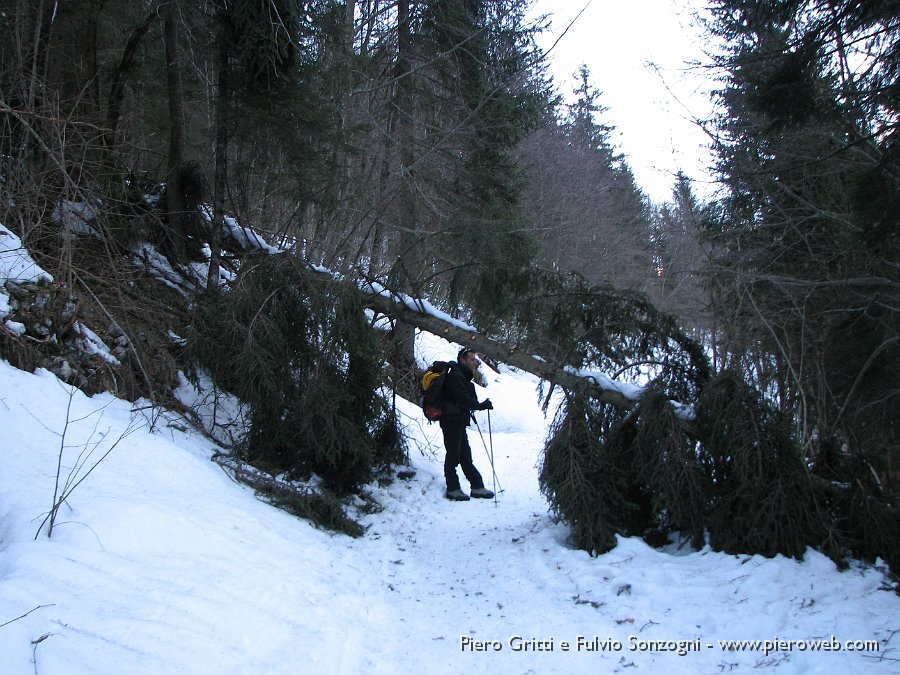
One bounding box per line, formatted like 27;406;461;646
440;362;482;422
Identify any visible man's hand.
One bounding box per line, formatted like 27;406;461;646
479;399;493;410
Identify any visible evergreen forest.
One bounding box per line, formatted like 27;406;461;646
0;0;897;572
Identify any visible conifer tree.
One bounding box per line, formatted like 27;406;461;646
417;0;545;325
704;0;899;488
518;66;652;289
648;172;708;325
565;65;617;165
697;0;899;564
190;256;401;492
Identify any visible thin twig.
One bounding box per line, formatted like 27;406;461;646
0;605;55;630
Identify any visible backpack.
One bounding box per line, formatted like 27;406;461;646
419;361;453;421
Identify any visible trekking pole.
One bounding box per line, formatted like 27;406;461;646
473;415;502;497
487;408;498;505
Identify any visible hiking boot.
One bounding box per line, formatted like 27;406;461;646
445;488;470;501
470;487;494;499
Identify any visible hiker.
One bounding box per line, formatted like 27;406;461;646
440;348;495;501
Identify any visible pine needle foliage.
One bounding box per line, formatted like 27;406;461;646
832;489;900;573
695;372;823;559
226;0;301;94
541;368;899;569
534;274;719;556
259;484;366;539
189;255;401;493
630;390;709;549
511;272;711;400
539;393;644;555
541;388;708;556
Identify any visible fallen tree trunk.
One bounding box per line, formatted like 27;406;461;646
360;286;640;411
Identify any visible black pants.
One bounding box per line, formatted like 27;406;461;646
439;417;484;492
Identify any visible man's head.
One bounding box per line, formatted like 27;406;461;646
457;348;481;369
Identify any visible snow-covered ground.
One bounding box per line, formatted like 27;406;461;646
0;334;898;674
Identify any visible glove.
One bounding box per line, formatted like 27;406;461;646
479;399;493;410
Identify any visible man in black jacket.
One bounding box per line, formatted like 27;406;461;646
440;348;495;501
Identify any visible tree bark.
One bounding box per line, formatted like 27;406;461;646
163;1;186;259
208;9;229;290
390;0;419;396
105;10;156;162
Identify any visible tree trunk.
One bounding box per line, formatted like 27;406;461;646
105;10;156;163
208;10;229;290
390;0;419;396
163;1;186;261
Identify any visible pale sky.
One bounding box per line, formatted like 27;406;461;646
530;0;718;202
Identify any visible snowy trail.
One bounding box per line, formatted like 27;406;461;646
341;403;614;674
337;400;713;674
